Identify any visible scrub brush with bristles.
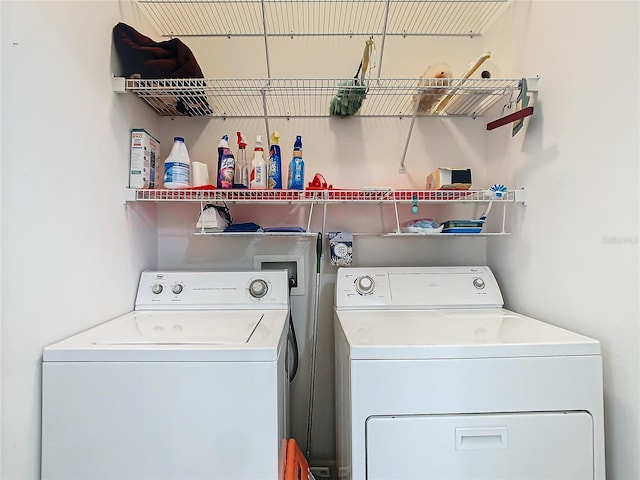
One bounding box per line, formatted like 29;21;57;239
330;37;375;117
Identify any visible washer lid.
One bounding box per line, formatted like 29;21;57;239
336;308;601;360
43;310;288;362
93;311;263;345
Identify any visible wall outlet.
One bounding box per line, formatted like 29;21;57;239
254;255;305;296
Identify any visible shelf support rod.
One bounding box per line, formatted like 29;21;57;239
321;196;328;235
261;88;271;143
501;201;507;234
198;200;205;234
307;202;315;233
260;0;272;80
399;90;423;173
376;0;392;78
393;200;401;233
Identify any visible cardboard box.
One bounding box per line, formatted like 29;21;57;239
130;129;161;188
426;167;472;190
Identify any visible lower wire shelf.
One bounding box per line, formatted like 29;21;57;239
193;231;510;237
124;188;524;237
193;231;317;237
369;232;511;237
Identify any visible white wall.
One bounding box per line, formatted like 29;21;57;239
0;2;3;474
1;1;638;479
1;2;159;478
483;2;640;479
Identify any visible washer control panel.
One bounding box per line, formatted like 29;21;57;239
335;266;504;309
136;271;289;310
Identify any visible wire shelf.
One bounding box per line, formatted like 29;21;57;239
127;188;519;203
136;0;509;37
365;232;511;237
326;189;517;202
194;231;317;237
121;77;522;118
130;188;325;202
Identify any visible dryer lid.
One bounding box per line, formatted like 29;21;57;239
336;308;601;359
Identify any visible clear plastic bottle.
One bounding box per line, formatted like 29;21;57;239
250;134;267;189
164;136;191;189
235;131;249;188
287;135;305;190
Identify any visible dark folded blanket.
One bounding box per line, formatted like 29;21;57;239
113;23;212;116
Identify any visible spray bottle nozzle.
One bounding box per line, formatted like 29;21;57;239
255;135;264;151
236;132;247;149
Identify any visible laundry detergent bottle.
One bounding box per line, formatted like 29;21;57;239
287;135;304;190
164;136;191;188
250;135;267;189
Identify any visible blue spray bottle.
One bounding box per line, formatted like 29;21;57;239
287;135;305;190
268;131;283;189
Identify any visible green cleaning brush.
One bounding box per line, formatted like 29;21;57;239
330;37;375;117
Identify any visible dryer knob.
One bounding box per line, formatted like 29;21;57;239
172;283;184;295
473;278;485;289
151;284;163;294
355;275;375;295
249;279;269;298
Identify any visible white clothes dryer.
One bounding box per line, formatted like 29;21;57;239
42;270;291;480
334;266;605;480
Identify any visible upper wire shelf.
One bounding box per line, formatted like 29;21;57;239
115;77;527;118
126;188;523;203
136;0;509;38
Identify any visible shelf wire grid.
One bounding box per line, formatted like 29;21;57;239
129;188;517;203
124;77;521;118
132;188;322;202
136;0;510;37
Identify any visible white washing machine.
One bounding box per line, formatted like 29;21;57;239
42;270;291;480
334;266;605;480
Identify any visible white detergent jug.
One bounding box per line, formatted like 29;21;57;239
164;136;191;188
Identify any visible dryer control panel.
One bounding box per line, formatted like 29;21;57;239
135;270;289;310
335;266;504;310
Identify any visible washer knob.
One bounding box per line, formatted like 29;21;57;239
473;278;485;289
355;275;375;295
172;283;184;295
249;279;269;298
151;284;163;294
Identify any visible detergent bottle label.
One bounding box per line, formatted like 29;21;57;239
164;162;190;186
218;156;235;189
